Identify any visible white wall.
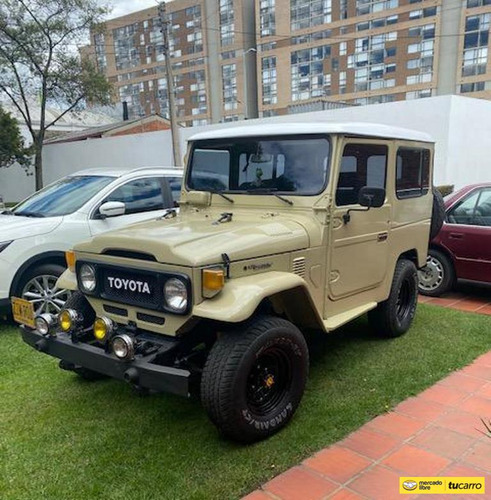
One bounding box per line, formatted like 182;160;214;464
1;95;489;203
0;129;174;203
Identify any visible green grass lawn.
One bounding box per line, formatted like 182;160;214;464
1;305;489;500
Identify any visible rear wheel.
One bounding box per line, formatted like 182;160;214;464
201;316;309;443
418;249;455;297
368;259;418;338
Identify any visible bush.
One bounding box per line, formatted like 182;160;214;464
436;185;454;197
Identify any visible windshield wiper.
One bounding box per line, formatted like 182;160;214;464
246;189;294;206
207;190;234;203
1;209;14;215
14;211;46;218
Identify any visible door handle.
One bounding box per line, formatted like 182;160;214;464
449;232;464;239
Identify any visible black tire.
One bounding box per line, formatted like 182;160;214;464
16;263;70;315
417;248;455;297
201;315;309;443
368;259;418;338
430;189;445;240
61;292;105;381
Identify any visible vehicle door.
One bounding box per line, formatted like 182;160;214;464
88;176;174;236
328;140;391;299
442;187;491;281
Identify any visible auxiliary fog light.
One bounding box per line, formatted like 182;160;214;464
112;334;135;361
35;313;56;336
59;309;79;333
93;317;114;342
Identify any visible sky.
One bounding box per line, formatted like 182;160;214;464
109;0;160;18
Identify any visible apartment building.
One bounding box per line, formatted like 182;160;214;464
82;0;257;126
256;0;491;116
83;0;491;123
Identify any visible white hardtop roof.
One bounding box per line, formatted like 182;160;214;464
188;122;434;143
70;166;184;178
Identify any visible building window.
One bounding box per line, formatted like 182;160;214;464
113;25;141;71
291;45;331;101
356;0;398;16
462;14;490;77
94;33;107;72
222;64;238;110
220;0;235;46
460;81;486;92
262;56;277;105
260;0;276;36
291;1;332;31
467;0;491;7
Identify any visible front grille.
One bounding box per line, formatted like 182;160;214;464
137;312;166;325
103;304;128;317
101;267;161;310
292;257;306;278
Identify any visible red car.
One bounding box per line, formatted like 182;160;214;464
418;183;491;296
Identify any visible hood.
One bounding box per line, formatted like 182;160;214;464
76;212;309;266
0;214;63;241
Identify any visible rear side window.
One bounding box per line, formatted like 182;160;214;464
396;148;430;199
336;143;388;206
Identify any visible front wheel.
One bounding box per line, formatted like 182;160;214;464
368;259;418;338
201;316;309;443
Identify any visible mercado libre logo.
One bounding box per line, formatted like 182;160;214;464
400;477;485;495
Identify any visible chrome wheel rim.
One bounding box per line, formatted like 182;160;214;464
418;256;444;292
22;275;71;315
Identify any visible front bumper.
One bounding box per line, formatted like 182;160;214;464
21;327;191;397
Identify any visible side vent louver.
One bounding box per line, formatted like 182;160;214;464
292;257;306;278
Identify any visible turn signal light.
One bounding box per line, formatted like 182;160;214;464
65;251;76;272
203;268;225;292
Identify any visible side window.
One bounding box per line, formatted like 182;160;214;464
104;178;165;215
336;143;388;206
166;176;183;207
396;148;430;199
448;189;491;227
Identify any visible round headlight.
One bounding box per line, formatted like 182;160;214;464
79;264;96;292
59;309;78;332
93;317;114;342
112;334;135;360
164;278;188;313
35;314;55;336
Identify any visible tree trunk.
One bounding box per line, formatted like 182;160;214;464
34;137;43;191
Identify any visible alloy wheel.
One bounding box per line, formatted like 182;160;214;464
22;275;71;315
418;255;444;292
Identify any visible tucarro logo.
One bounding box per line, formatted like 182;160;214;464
107;277;151;294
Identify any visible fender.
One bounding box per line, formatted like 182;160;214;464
10;251;66;296
57;268;78;291
193;271;324;327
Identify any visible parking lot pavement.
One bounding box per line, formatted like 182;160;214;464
243;351;491;500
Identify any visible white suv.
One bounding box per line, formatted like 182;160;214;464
0;167;182;316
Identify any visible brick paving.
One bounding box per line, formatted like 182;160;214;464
244;293;491;500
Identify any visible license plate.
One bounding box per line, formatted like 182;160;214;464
12;297;36;329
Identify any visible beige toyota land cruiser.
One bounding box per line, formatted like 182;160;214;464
18;123;444;443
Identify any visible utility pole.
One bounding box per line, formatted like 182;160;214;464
158;1;182;166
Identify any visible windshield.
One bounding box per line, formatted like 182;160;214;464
188;135;330;196
13;176;114;217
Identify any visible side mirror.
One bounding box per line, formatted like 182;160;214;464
98;201;126;218
358;187;386;209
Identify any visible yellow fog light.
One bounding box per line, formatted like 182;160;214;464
65;250;76;272
93;317;114;342
203;268;225;292
59;309;78;332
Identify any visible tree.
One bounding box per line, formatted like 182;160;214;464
0;0;112;190
0;105;31;169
